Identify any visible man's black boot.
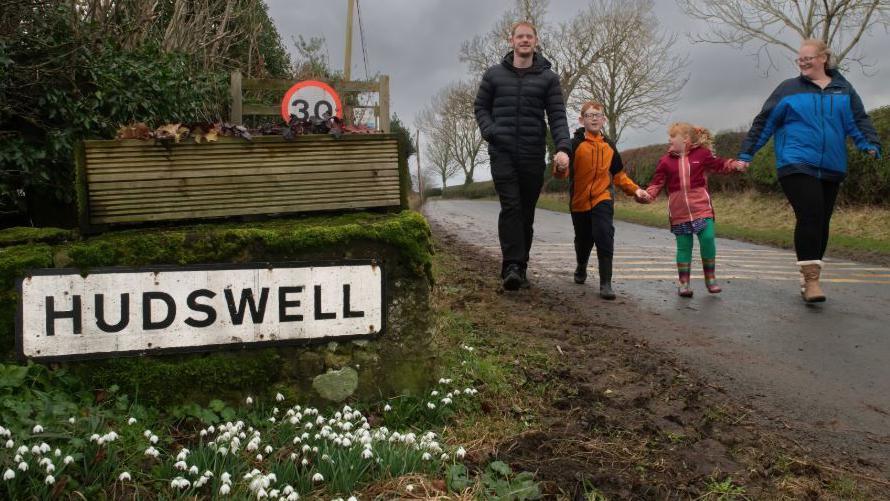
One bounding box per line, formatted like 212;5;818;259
519;267;531;289
503;264;522;291
598;256;616;300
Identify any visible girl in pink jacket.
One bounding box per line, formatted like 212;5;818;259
644;123;746;297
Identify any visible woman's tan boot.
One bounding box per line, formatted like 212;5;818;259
798;260;826;303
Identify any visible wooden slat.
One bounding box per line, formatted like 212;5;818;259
243;104;281;116
90;178;400;204
91;188;402;214
85;149;398;168
87;170;399;192
92;195;401;222
84;141;397;158
83;135;395;148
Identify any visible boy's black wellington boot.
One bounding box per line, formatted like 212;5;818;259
598;256;616;300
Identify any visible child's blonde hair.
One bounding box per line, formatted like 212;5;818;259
800;38;835;71
669;122;714;151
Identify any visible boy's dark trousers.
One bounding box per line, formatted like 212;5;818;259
490;151;546;276
571;200;615;280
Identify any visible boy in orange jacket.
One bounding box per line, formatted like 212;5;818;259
554;102;650;299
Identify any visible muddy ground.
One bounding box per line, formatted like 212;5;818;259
431;227;890;500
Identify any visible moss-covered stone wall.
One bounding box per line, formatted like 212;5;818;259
0;211;435;406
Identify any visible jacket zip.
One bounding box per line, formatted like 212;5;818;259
680;154;694;222
515;72;524;158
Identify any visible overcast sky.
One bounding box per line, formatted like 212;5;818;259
267;0;890;183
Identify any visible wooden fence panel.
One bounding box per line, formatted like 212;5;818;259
78;135;404;230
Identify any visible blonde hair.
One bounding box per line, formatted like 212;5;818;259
580;101;604;115
669;122;714;151
800;38;834;71
510;21;538;37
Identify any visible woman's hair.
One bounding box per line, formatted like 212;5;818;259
510;21;538;37
669;122;714;151
580;101;604;115
800;38;835;71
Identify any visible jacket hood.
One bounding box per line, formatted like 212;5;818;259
501;51;552;73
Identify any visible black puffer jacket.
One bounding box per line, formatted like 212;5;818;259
474;51;572;158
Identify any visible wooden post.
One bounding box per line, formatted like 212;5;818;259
416;129;423;206
344;0;355;82
230;71;243;124
378;74;390;133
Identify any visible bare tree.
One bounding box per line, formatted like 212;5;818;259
423;133;461;195
575;0;689;143
417;83;486;185
677;0;890;72
458;0;630;102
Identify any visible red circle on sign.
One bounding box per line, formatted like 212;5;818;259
280;80;343;123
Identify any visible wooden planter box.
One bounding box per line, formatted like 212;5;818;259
76;134;408;232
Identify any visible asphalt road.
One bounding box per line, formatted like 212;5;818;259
426;199;890;466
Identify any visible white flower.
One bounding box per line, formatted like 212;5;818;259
246;396;254;405
3;469;14;481
171;476;190;489
441;397;452;405
45;463;55;473
219;483;232;495
32;424;44;434
348;497;357;501
383;403;392;411
199;429;207;437
68;417;76;424
203;470;213;478
17;462;27;472
257;488;268;498
127;417;137;425
119;472;131;481
143;430;152;438
63;455;74;465
255;454;263;461
422;452;432;460
264;445;273;454
438;377;452;384
427;402;436;410
144;446;159;458
4;440;13;448
189;465;199;475
176;449;189;461
283;486;294;495
149;434;158;444
54;449;61;457
286;494;299;501
456;446;466;458
440;453;449;461
174;460;188;471
268;417;276;423
361;448;373;459
431;390;439;397
44;474;55;485
301;458;308;466
312;472;324;482
407;484;414;493
221;472;232;484
276;392;285;402
32;445;42;454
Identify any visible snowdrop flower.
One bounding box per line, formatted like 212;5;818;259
268;417;276;423
427;402;436;410
143;430;152;438
276;392;285;402
208;425;216;434
456;446;466;458
407;484;414;493
439;377;452;384
256;488;268;498
342;437;352;447
199;429;208;437
45;474;55;485
171;477;190;489
102;431;118;443
255;454;263;461
422;452;432;460
246;396;254;405
32;444;43;454
311;472;324;482
3;469;14;481
361;447;372;460
63;455;74;465
219;483;232;495
440;453;449;461
301;444;310;453
17;462;27;471
269;489;280;498
286;494;299;501
149;434;158;444
4;440;13;449
45;463;55;473
127;417;137;425
176;449;189;461
119;472;131;481
264;445;273;454
32;424;44;434
144;446;159;458
283;486;294;495
348;497;357;501
16;445;28;455
431;390;439;397
218;446;229;456
68;417;76;424
441;397;453;405
194;476;208;488
54;448;61;457
203;470;213;478
189;465;199;475
173;460;188;471
300;458;308;466
221;472;232;484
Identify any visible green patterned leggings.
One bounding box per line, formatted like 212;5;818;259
675;218;716;262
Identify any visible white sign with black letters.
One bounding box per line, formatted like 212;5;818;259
16;262;383;361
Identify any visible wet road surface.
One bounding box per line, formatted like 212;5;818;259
426;199;890;465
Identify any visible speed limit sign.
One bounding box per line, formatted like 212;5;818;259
280;80;343;122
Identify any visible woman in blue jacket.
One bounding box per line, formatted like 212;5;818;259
738;39;881;303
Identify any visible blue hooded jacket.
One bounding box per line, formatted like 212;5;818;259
738;70;882;182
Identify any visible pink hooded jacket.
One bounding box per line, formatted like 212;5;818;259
645;146;737;226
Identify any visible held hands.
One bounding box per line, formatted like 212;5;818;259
732;160;749;172
867;149;878;159
553;151;569;174
634;188;652;204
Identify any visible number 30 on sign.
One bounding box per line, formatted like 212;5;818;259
280;80;343;122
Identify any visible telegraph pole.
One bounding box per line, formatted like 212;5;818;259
344;0;355;82
416;130;423;206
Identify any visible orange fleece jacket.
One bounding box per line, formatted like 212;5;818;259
557;131;639;212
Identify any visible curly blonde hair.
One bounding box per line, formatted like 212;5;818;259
669;122;713;151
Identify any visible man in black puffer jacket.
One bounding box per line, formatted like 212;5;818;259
474;21;572;291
